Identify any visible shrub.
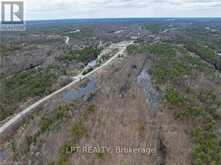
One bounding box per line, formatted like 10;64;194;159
165;88;185;107
184;42;221;70
40;105;70;133
152;61;191;83
148;43;176;57
127;44;142;55
144;24;167;33
58;120;88;164
87;104;96;113
192;127;221;165
0;66;58;120
95;152;105;160
70;121;87;141
63;47;101;64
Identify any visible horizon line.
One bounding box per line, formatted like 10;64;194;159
25;16;221;22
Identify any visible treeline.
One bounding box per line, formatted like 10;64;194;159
62;47;101;64
127;42;221;165
184;40;221;71
0;65;59;121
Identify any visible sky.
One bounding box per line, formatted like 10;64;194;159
2;0;221;20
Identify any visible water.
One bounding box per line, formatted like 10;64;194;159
87;60;97;68
63;76;96;102
137;70;160;111
0;150;6;161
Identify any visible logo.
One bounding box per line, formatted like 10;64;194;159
1;1;25;31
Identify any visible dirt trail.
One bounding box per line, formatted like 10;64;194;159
64;36;70;45
0;45;192;165
0;41;133;136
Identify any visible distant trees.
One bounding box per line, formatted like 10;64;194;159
184;41;221;70
62;47;101;64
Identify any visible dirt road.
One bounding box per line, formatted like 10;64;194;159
0;41;133;135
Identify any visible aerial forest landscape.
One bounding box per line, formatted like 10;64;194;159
0;0;221;165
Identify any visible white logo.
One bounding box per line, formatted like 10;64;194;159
1;1;24;24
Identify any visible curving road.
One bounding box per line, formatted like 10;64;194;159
0;41;133;135
65;36;70;45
